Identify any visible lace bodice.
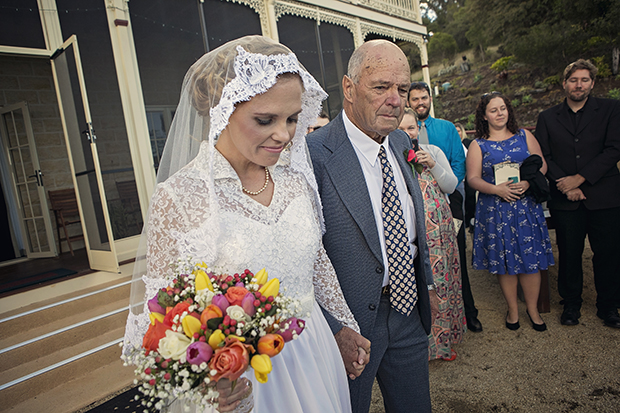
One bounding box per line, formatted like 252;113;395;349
124;142;358;352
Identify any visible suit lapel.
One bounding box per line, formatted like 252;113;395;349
555;101;574;135
322;116;383;264
576;97;599;135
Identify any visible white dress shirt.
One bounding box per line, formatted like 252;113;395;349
342;111;418;287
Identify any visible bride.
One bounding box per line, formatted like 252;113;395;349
123;36;367;412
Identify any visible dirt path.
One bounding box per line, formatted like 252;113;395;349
370;232;620;412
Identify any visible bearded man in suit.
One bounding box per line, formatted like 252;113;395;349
536;59;620;329
307;40;438;413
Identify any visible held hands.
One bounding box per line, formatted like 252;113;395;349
495;180;529;202
215;378;252;412
415;150;435;169
334;326;371;380
556;174;585;194
566;188;586;202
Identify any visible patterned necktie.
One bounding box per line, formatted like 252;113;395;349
418;121;429;144
378;146;418;316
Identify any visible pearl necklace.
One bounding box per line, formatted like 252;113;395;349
242;167;270;195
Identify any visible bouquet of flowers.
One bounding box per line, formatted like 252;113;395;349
122;261;305;411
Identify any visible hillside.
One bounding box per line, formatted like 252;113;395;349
426;62;620;130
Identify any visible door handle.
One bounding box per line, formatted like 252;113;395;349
27;170;44;186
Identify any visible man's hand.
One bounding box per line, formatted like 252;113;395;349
216;378;251;412
334;326;371;380
566;188;586;202
429;289;439;321
556;174;585;194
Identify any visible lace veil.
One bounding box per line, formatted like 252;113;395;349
124;35;327;354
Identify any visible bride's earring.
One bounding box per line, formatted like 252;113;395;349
284;142;292;150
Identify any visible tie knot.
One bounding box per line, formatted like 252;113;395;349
378;145;388;160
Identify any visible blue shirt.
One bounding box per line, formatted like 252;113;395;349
419;116;466;182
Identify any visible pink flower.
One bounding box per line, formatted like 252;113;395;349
147;295;165;315
241;293;256;317
212;294;230;312
279;317;305;342
186;341;213;365
407;149;417;162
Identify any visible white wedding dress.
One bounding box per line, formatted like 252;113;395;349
139;142;356;412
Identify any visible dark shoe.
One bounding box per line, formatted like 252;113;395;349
526;310;547;332
467;316;483;332
597;310;620;329
561;308;581;326
505;312;520;330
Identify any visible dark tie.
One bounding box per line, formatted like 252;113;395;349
378;146;418;316
418;121;429;144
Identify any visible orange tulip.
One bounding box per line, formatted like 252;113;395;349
200;304;223;325
257;334;284;357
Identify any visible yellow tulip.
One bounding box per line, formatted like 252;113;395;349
181;314;202;338
194;269;214;292
251;354;272;383
258;278;279;298
208;329;226;350
149;312;165;325
254;268;268;285
227;335;246;342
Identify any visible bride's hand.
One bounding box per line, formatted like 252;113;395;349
216;378;251;412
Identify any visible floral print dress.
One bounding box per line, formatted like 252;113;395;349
472;130;554;275
417;165;465;360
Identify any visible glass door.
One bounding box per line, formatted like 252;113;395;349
50;35;119;273
0;101;56;258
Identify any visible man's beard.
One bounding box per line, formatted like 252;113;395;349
568;89;590;102
415;105;430;120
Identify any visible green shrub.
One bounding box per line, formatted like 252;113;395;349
544;75;561;85
511;98;520;107
491;56;515;73
608;89;620;100
474;73;483;83
534;80;546;89
591;56;612;78
521;95;533;104
509;74;522;81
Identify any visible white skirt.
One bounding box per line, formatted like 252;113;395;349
169;301;352;413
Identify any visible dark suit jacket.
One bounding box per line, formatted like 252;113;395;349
307;112;433;337
535;97;620;211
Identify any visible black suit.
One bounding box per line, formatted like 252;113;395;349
536;96;620;314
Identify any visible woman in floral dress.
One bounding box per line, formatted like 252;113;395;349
399;108;465;360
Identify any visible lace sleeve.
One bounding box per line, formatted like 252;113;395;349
144;184;185;292
313;245;360;334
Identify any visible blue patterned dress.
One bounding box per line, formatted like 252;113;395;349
472;130;554;275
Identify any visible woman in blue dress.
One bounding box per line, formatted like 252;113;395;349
466;92;554;331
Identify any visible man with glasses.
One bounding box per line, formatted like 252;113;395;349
408;81;483;333
536;59;620;329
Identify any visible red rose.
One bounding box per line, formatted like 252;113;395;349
208;337;251;381
225;286;251;306
142;319;171;354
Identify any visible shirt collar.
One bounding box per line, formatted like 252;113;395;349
342;110;390;167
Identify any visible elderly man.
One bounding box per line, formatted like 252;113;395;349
536;59;620;328
307;40;436;413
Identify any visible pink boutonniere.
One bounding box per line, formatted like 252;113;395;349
404;149;424;174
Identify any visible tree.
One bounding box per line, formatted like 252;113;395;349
428;32;458;66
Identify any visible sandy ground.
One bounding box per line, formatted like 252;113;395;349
370;231;620;413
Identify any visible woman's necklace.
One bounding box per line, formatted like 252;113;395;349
242;167;270;195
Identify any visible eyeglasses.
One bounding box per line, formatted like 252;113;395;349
409;81;430;94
